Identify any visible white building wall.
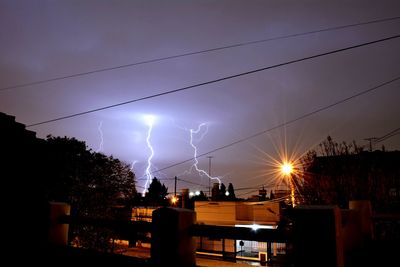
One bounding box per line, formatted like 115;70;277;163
195;201;237;225
252;202;280;223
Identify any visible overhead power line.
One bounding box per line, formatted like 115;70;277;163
364;126;400;150
140;75;400;178
375;127;400;143
1;15;400;92
177;178;208;187
26;33;400;127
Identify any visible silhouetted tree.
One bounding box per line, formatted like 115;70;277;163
219;183;227;199
145;177;168;206
299;136;364;208
45;135;136;209
211;183;220;201
44;135;137;251
298;136;400;210
227;183;236;200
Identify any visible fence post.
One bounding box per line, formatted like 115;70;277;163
48;202;70;246
151;207;196;267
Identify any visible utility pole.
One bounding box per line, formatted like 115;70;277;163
174;176;177;196
364;137;377;152
207;156;213;197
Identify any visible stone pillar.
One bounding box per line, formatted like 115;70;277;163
341;209;363;253
151;207;196;267
291;206;344;267
48;202;70;246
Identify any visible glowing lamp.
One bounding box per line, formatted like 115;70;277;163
281;162;293;175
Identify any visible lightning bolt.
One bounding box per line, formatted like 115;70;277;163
143;115;156;195
189;123;221;185
96;121;104;153
130;160;138;171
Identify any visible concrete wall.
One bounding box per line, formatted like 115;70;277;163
236;203;253;221
195;201;280;225
341;209;363;252
252;203;280;223
195;202;236;225
48;202;70;246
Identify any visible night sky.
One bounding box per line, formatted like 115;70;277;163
1;0;399;197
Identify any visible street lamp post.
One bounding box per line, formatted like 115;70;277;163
281;162;295;207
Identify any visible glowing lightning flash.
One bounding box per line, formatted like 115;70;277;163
130;160;138;171
189;123;221;185
143;115;156;195
96;121;104;153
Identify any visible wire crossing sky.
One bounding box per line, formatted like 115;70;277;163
1;15;399;92
25;33;400;127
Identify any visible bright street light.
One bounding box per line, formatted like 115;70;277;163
281;162;293;176
171;196;178;205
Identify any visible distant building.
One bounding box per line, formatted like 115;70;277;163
131;206;156;222
1;112;48;251
129;206;157;248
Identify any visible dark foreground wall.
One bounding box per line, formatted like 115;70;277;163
291;206;344;267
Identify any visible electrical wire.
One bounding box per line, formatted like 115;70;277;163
26;33;400;127
374;127;400;143
2;15;399;92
